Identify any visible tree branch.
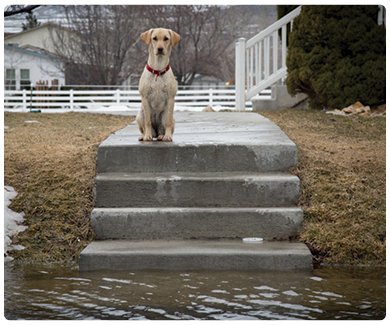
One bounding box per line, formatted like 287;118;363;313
4;5;41;17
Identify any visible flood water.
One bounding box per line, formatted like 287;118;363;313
4;263;385;320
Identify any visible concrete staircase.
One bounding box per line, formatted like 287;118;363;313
79;112;312;271
252;85;308;111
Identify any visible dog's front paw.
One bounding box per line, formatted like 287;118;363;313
139;134;153;141
162;134;173;142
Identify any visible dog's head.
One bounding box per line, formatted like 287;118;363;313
141;28;180;57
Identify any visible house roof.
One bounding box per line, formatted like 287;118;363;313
19;44;57;57
4;22;67;41
4;44;62;62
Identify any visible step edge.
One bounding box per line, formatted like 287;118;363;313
79;240;313;270
95;172;300;180
91;207;303;213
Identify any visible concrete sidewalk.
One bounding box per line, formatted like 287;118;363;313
79;111;312;271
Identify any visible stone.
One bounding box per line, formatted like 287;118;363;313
341;101;368;115
202;105;215;112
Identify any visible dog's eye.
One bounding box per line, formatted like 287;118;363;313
164;37;169;41
153;37;157;41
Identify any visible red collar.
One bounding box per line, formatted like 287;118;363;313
146;63;170;81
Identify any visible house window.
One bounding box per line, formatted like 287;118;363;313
20;69;31;90
5;69;16;90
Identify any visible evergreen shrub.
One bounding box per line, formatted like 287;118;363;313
285;5;386;109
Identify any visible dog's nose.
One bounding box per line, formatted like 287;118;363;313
157;47;164;54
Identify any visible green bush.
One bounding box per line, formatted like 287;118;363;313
285;5;386;109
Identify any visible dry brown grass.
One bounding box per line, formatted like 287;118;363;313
4;112;134;263
259;109;386;265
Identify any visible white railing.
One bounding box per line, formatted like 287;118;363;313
235;6;302;111
378;5;386;26
4;88;271;110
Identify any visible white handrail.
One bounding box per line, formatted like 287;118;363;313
378;5;386;26
235;6;302;111
246;7;302;48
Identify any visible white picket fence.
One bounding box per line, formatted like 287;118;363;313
4;88;270;111
235;6;302;111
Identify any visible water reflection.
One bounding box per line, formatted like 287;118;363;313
4;263;385;320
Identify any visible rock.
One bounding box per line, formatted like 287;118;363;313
341;101;371;115
342;101;363;114
325;101;385;117
355;101;365;108
355;106;371;115
202;105;215;112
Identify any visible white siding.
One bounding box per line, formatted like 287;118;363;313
4;47;65;89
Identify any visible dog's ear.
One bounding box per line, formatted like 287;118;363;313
141;29;154;46
169;30;181;48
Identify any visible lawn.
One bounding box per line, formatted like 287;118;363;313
4;109;386;266
259;109;386;266
4;112;134;263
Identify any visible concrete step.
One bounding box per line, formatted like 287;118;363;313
95;172;300;208
96;111;297;173
91;207;304;240
252;85;308;111
97;142;297;174
79;239;313;271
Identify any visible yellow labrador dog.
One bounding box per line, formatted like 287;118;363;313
136;28;181;141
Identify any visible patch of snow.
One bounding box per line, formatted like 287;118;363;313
4;186;28;261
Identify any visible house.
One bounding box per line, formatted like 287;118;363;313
4;23;66;90
4;44;64;90
191;74;228;89
4;23;63;53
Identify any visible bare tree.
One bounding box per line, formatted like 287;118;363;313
47;5;275;86
49;5;145;85
142;5;250;85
